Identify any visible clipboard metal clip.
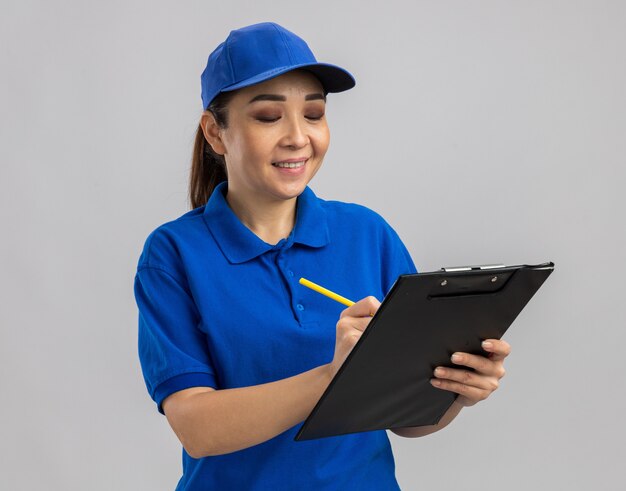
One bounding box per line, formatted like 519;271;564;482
441;264;505;272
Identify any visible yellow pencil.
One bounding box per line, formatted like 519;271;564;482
299;277;355;307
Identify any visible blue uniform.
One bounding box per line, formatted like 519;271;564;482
134;181;417;490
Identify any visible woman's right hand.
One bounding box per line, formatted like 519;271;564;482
327;296;381;380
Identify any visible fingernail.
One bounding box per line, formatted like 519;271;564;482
482;341;493;350
451;353;463;363
431;379;441;387
434;367;446;377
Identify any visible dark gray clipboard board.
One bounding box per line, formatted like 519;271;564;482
295;262;554;441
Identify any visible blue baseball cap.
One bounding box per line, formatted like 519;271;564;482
201;22;356;109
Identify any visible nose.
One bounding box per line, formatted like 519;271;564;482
280;115;309;149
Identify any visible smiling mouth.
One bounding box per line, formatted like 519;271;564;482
271;159;307;168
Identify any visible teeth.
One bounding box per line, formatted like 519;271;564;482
273;161;306;168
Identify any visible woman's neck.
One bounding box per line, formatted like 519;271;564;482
225;188;297;245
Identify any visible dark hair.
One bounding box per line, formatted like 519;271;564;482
188;91;236;209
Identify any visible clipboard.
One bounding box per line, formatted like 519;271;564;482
294;262;554;441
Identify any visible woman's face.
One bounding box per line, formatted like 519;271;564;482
207;70;330;204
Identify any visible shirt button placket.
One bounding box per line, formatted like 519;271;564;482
277;252;303;324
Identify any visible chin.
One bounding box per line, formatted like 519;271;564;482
270;182;309;201
276;187;307;200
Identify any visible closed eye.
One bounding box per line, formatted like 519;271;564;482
255;116;280;123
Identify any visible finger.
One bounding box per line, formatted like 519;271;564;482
339;295;381;319
430;378;490;402
433;367;500;392
450;352;506;379
481;339;512;362
337;315;372;333
450;352;497;374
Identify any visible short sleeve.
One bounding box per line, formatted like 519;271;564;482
134;266;217;414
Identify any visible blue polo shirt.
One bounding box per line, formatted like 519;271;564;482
134;181;417;490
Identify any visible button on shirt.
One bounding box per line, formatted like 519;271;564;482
134;181;417;491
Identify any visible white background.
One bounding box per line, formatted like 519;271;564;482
1;1;624;489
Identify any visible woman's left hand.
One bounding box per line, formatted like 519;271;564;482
430;339;511;407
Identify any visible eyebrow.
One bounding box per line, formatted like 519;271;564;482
248;93;326;104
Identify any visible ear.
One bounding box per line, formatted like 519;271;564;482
200;111;227;155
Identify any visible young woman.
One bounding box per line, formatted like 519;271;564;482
134;22;510;490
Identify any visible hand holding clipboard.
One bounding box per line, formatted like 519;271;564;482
296;262;554;441
300;277;510;408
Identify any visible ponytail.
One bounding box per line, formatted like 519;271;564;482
188;91;235;209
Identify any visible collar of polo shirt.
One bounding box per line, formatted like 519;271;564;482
202;181;330;264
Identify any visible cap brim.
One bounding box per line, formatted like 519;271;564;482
221;62;356;95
